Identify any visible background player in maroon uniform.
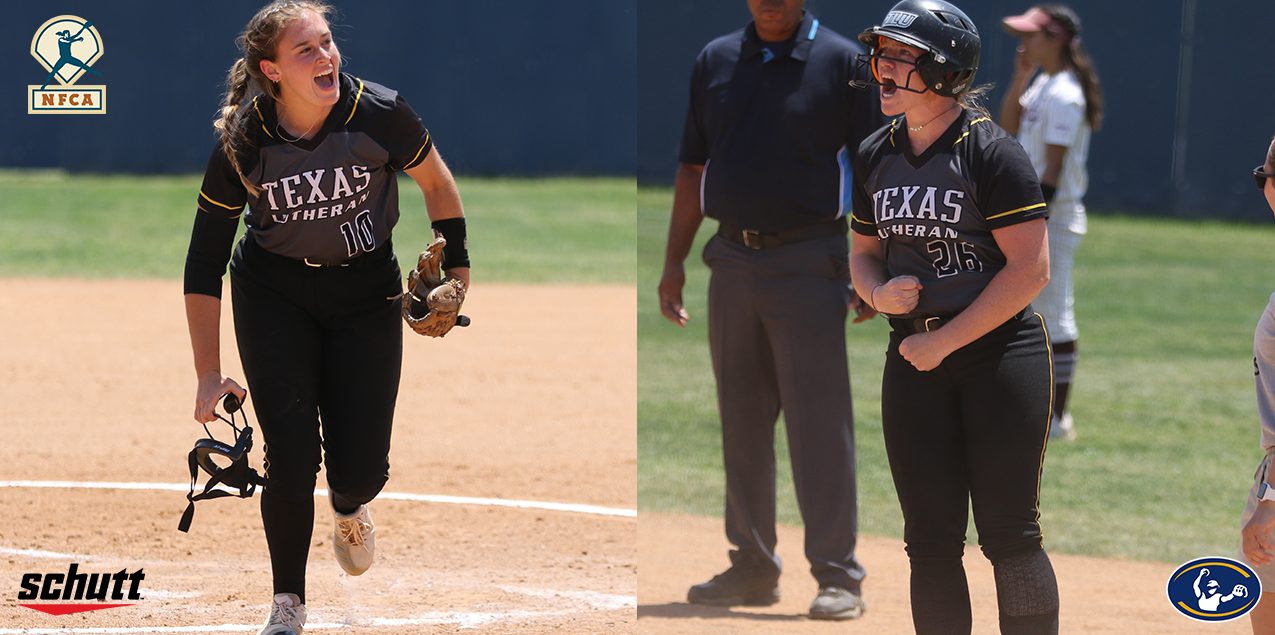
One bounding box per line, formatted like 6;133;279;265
849;1;1059;633
183;3;469;634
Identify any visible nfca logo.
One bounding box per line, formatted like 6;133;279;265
27;15;105;114
1166;557;1261;622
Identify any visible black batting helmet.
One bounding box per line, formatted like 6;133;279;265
853;0;981;97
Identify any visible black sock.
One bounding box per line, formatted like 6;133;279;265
261;488;314;605
1051;341;1077;419
910;558;972;635
331;491;363;516
1052;382;1071;420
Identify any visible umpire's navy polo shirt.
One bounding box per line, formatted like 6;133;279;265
679;12;883;234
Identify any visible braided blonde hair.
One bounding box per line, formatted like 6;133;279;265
213;1;335;194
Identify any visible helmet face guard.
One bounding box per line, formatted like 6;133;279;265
178;393;264;533
851;0;981;98
851;51;927;95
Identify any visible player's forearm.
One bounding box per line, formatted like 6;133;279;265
421;181;464;222
663;163;706;268
850;234;890;311
849;256;889;312
998;75;1032;136
185;293;224;379
442;266;470;289
409;148;465;222
932;252;1048;351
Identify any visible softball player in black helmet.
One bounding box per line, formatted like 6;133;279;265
183;2;469;634
849;1;1060;633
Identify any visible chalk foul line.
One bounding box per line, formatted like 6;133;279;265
0;481;635;518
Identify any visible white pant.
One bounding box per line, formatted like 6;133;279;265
1034;201;1086;344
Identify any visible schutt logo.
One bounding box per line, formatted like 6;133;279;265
17;563;144;615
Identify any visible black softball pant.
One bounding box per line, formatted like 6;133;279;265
229;233;403;602
882;308;1057;635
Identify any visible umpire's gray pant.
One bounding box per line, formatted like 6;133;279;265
704;231;866;591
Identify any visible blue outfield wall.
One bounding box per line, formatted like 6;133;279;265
638;0;1275;220
0;1;636;176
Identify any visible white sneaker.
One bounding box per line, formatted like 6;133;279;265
257;593;305;635
1049;412;1076;441
333;502;376;575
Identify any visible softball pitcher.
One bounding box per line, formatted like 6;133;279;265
849;1;1059;633
183;3;469;634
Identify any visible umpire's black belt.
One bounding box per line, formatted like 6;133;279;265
889;314;957;335
719;218;847;250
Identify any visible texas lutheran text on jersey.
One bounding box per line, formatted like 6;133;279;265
850;110;1048;319
196;73;432;265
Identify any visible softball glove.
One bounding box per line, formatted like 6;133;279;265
402;234;467;337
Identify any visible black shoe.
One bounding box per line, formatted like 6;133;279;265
808;585;865;620
687;557;780;607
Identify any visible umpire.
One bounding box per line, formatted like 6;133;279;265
657;0;883;620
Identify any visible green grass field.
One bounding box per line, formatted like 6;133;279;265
0;170;635;285
639;185;1275;564
6;170;1273;564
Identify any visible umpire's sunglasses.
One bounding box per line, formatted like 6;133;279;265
1256;165;1275;190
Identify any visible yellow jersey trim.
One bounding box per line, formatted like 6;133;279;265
986;202;1046;221
199;190;244;212
402;132;432;170
344;78;365;125
253;97;274;139
952;117;991;148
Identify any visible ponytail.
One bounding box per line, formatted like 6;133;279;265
213;1;335;195
1066;35;1103;132
957;83;995;119
213;58;261;194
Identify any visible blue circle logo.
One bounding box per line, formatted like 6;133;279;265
1167;558;1262;622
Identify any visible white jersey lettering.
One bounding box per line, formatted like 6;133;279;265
918;187;938;220
303;169;328;203
879;187;899;221
260;181;280;211
352;165;371;193
941;190;964;224
898;186;920;218
331;167;354;200
281;175;303;209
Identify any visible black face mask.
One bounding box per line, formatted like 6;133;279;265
178;393;264;533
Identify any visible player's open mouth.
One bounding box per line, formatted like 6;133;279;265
881;78;898;98
314;67;335;89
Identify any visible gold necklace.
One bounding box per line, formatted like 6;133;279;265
276;107;326;143
908;103;959;132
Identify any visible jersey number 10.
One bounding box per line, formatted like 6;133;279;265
340;210;376;257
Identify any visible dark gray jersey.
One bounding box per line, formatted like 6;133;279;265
851;110;1048;318
197;73;432;263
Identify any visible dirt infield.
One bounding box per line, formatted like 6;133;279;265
638;512;1250;634
0;278;635;634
